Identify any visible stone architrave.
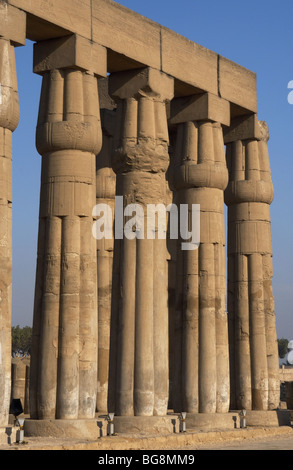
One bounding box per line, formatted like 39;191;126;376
29;35;107;420
225;118;280;411
169;93;230;414
0;3;26;426
108;67;174;417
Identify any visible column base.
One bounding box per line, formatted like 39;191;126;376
186;412;240;431
24;415;176;438
112;415;176;435
244;410;292;427
18;411;292;440
186;410;292;430
24;418;101;440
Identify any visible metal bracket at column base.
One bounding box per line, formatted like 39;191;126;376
0;426;17;446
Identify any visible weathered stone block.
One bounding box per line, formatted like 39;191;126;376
109;67;174;100
8;0;258;114
219;55;257;114
169;93;230;127
33;35;107;77
161;27;218;96
0;2;26;46
9;0;91;40
224;114;263;143
92;0;161;72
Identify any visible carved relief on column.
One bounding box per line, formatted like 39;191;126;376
0;4;26;426
169;93;230;414
224;116;280;411
108;67;174;417
30;36;107;420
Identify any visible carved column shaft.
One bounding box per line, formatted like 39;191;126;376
169;94;230;414
225;117;280;410
30;36;106;419
108;68;174;417
0;4;25;426
96;105;116;412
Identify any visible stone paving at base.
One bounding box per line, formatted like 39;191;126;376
0;426;293;451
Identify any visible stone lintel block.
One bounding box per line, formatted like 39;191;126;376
92;0;161;72
169;93;230;127
109;67;174;101
33;35;107;77
161;27;218;96
219;55;257;114
8;1;258;114
224;114;269;144
9;0;92;41
0;3;26;46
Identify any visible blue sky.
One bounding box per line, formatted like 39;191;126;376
12;0;293;340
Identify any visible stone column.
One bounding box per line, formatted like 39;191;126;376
29;36;106;420
96;106;116;412
224;115;280;411
108;68;174;417
169;93;230;414
11;359;27;410
0;4;25;426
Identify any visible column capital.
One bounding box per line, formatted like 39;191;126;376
36;69;102;160
224;114;269;144
169;92;230;127
109;67;174;101
33;34;107;77
225;137;274;207
110;67;173;176
0;38;20;131
0;3;26;46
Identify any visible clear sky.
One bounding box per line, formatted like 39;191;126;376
12;0;293;340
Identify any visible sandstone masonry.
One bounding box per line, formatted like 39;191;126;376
0;0;280;436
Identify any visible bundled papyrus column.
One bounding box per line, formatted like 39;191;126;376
169;93;230;414
29;36;107;419
108;67;174;417
0;4;26;426
225;116;280;411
